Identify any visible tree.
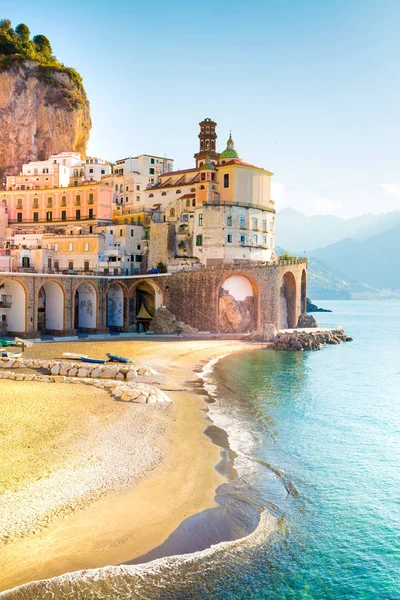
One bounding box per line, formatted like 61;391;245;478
0;19;12;31
15;23;30;42
33;34;52;57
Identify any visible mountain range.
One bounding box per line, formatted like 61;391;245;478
276;209;400;297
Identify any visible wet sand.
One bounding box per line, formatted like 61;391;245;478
0;338;251;593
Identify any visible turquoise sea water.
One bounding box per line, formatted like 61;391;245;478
3;300;399;599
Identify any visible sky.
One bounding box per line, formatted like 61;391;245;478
3;0;400;218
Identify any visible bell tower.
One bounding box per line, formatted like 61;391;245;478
194;118;220;168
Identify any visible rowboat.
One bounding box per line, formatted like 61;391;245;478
62;352;88;359
106;353;132;364
0;340;14;347
80;357;107;364
1;351;22;358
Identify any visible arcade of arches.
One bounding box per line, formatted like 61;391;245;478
0;261;307;337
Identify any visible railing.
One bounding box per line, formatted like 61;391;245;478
8;214;99;224
315;323;344;331
203;200;276;213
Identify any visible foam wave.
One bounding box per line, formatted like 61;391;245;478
1;511;277;599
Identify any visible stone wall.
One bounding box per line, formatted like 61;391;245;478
147;222;176;269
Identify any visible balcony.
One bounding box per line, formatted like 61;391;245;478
0;295;12;308
8;214;98;224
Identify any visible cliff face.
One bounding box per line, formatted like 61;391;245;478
0;61;91;175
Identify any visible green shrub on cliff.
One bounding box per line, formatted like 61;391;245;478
0;19;86;108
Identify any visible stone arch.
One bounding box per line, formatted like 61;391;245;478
106;281;127;328
73;281;98;331
37;280;65;333
301;269;307;314
280;271;297;329
217;273;259;333
128;279;164;331
0;278;27;335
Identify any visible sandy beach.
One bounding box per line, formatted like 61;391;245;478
0;337;251;594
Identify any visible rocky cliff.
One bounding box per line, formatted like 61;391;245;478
0;61;91;175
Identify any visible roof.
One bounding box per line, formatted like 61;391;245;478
159;167;199;178
180;193;196;199
219;159;273;175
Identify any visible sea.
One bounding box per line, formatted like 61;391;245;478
3;300;400;599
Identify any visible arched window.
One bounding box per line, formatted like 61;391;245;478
124;219;128;224
176;189;181;194
149;193;154;198
211;140;215;150
201;173;206;181
199;162;203;167
190;188;196;192
162;191;167;196
200;185;205;190
170;208;175;217
205;140;210;150
200;141;204;150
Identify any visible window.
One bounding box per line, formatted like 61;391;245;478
115;185;118;191
200;185;205;190
224;174;229;188
101;169;105;175
76;209;81;220
149;194;154;198
186;199;190;207
62;210;66;221
253;218;258;229
196;234;203;246
126;186;129;191
211;173;215;181
227;216;232;226
84;261;89;271
61;195;66;206
240;234;246;244
33;212;38;222
54;261;59;271
176;189;181;194
192;199;196;206
137;244;141;251
74;180;78;186
150;158;155;164
263;219;267;231
130;218;135;225
17;212;22;222
33;198;39;208
120;229;123;236
131;230;134;237
46;211;52;222
198;213;203;226
47;243;52;250
89;208;93;219
84;242;89;252
89;168;93;174
137;217;141;225
254;234;258;245
88;193;94;204
240;216;246;228
68;242;74;251
136;185;140;191
263;235;267;245
170;208;175;218
68;261;74;270
17;198;22;208
201;173;206;181
162;191;166;196
136;196;140;202
47;197;52;207
54;243;59;252
76;195;81;205
135;255;143;262
22;256;30;267
227;234;232;243
48;258;52;269
149;168;155;175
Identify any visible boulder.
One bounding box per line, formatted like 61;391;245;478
297;313;318;328
149;307;177;334
50;364;61;376
78;368;90;378
99;368;116;379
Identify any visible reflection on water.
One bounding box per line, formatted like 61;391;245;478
2;300;400;599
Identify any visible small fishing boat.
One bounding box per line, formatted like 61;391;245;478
1;351;22;358
106;353;132;364
80;357;107;364
63;352;88;359
14;337;33;348
0;340;14;347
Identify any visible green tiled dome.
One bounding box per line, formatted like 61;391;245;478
200;161;216;170
220;133;239;159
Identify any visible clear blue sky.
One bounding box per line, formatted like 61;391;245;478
4;0;400;217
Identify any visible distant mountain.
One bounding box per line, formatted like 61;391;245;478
309;226;400;290
276;208;400;252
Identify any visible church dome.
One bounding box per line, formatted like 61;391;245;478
220;133;239;159
199;160;216;171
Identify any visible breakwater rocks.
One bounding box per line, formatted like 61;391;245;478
0;358;171;404
272;329;353;351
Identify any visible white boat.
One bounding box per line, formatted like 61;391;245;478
62;352;88;359
14;337;33;348
1;351;23;359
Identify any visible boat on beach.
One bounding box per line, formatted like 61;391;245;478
80;357;107;364
106;353;132;363
1;351;22;358
62;352;88;359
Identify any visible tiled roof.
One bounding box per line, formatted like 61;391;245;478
180;193;196;199
219;159;273;174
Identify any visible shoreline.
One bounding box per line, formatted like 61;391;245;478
0;339;258;594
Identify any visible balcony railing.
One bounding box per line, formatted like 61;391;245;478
203;200;276;213
8;214;100;224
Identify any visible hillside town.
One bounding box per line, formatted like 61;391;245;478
0;118;307;337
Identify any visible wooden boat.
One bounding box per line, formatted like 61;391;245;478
80;357;107;364
106;353;132;364
0;340;14;347
63;352;88;359
1;351;22;358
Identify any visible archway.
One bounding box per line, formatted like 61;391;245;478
38;281;65;333
74;282;97;330
107;283;125;329
279;272;296;329
128;280;163;332
301;269;307;314
0;279;26;335
218;275;256;333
